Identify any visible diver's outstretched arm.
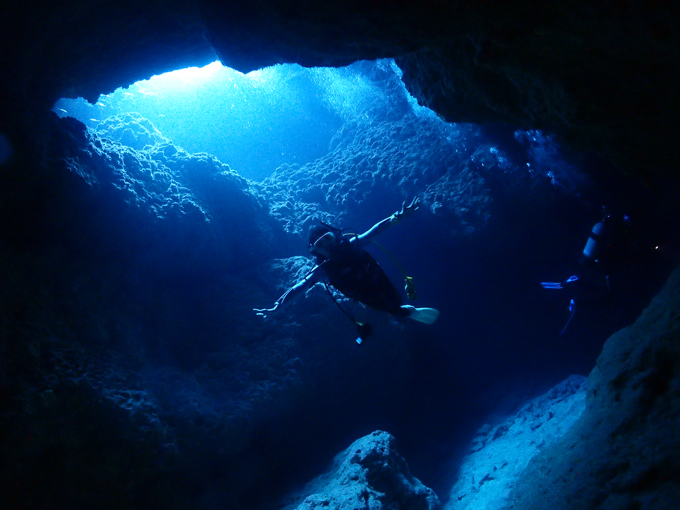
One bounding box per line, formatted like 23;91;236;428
254;265;321;315
355;197;421;248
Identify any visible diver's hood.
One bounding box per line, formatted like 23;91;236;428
318;220;342;234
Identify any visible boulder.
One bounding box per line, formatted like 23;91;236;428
283;431;439;510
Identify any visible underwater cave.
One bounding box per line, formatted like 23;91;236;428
2;2;680;510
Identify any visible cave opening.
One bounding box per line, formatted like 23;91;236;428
53;59;448;182
28;56;676;510
3;1;680;507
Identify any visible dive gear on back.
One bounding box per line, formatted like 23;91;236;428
332;230;419;302
583;221;605;262
309;220;438;342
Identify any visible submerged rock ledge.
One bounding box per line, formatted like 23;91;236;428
446;375;588;510
281;431;439;510
508;263;680;509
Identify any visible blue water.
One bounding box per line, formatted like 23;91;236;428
54;59;421;181
43;59;678;509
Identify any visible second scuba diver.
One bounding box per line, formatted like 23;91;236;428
254;197;439;343
540;209;646;335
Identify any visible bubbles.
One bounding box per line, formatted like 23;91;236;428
307;63;385;122
514;129;588;193
51;59;427;181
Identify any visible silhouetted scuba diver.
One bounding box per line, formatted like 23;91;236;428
254;197;439;344
540;209;637;334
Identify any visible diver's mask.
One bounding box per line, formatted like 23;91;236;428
310;231;336;256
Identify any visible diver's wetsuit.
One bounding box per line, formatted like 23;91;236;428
318;240;409;317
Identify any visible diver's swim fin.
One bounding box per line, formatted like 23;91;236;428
559;299;576;336
403;306;440;324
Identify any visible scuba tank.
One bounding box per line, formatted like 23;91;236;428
582;221;605;263
320;222;418;302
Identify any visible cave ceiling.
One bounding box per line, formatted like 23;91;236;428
2;0;679;183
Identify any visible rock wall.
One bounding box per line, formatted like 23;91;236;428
281;431;439;510
2;1;679;183
508;263;680;509
42;111;278;273
446;375;588;510
2;4;680;506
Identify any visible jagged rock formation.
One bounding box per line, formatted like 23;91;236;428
440;261;680;510
43;110;279;272
3;1;679;184
259;62;573;242
281;431;439;510
2;93;676;510
508;263;680;509
0;111;302;509
260;108;490;240
1;3;680;510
